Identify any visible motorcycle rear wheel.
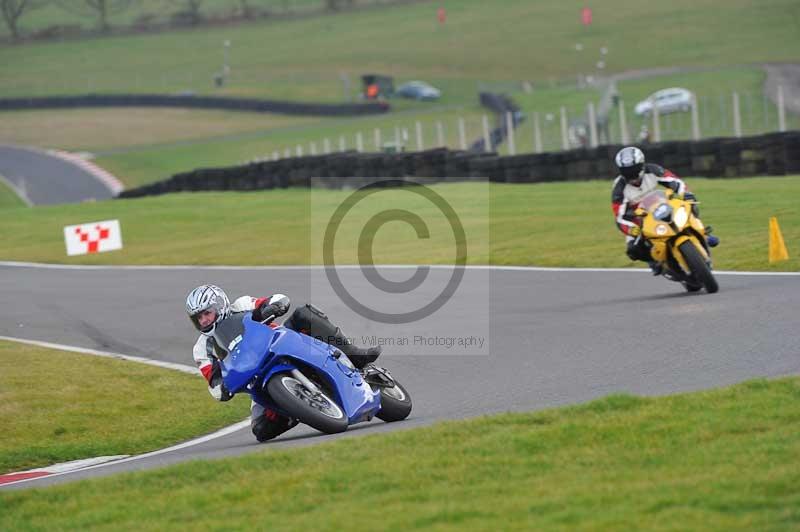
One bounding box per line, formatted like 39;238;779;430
678;241;719;294
267;373;348;434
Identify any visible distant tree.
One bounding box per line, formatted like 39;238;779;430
56;0;134;32
236;0;251;18
325;0;354;11
168;0;202;24
1;0;46;40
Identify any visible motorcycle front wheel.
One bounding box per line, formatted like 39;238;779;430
678;240;719;294
267;373;348;434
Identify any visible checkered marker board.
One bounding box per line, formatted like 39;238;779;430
63;219;123;256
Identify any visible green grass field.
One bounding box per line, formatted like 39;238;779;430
2;376;798;530
2;0;798;99
0;66;794;189
0;178;797;271
0;340;249;473
95;106;485;187
2;0;798;188
0;108;321;153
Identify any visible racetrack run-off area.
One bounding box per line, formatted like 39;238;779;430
1;263;798;489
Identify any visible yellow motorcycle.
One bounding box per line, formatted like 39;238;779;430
634;189;719;293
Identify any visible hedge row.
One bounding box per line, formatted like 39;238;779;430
118;130;800;198
0;94;390;116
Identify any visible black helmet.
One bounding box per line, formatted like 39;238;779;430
614;146;645;184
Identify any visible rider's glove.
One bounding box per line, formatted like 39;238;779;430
254;294;290;322
268;294;291;316
209;374;232;402
628;225;641;237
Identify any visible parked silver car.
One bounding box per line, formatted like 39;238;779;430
634;87;694;117
396;81;442;101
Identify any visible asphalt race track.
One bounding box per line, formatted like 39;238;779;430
0;145;117;205
2;263;798;489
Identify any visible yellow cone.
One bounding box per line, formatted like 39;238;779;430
769;217;789;263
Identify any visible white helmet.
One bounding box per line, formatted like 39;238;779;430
614;146;645;183
186;285;230;334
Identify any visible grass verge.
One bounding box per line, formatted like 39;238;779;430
0;108;320;153
0;177;27;209
0;340;249;474
2;377;799;530
0;177;797;271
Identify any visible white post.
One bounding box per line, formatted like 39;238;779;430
356;132;364;152
533;112;543;153
652;106;661;142
323;138;331;154
272;151;280;161
339;136;346;152
505;111;516;155
691;96;701;140
618;100;630;144
587;103;598;148
394;126;401;149
560;107;569;150
415;121;424;151
732;92;742;137
482;114;491;152
295;145;303;157
374;128;381;151
309;142;317;155
778;85;787;132
458;117;467;150
284;148;292;159
436;121;445;147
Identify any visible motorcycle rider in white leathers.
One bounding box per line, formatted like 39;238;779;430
611;146;719;274
186;285;380;442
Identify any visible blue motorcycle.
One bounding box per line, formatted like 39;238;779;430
216;312;412;434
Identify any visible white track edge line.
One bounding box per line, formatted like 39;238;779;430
1;420;251;488
0;335;250;487
0;335;197;374
0;260;798;276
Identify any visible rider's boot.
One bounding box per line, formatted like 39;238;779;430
252;407;299;442
704;226;720;248
329;328;382;369
648;261;663;276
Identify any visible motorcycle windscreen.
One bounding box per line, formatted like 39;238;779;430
218;314;277;393
270;330;380;422
638;189;668;212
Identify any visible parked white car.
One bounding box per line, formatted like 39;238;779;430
634;88;694;117
396;81;442;101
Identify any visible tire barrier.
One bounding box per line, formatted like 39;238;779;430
117;131;800;199
0;94;390;117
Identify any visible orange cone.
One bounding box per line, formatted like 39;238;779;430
769;217;789;263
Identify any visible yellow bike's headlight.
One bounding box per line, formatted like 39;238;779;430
656;224;668;236
674;206;688;228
